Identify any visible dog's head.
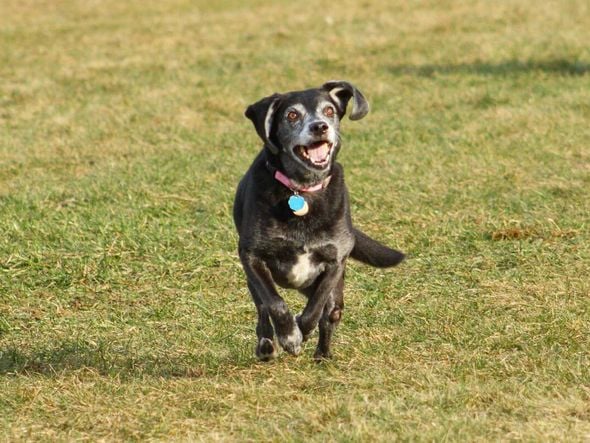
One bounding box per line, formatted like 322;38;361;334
245;81;369;185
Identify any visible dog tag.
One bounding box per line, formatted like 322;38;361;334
288;194;309;216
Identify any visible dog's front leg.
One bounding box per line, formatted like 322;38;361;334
297;263;344;344
247;281;277;361
240;251;303;357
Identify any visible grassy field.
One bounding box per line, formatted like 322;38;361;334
1;0;589;440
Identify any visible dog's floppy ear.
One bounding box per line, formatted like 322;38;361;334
245;93;282;154
322;80;369;121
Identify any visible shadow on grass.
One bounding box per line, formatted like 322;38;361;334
0;341;233;378
387;58;590;77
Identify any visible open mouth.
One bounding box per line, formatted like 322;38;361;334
294;141;333;169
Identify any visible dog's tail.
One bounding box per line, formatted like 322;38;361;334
350;227;405;268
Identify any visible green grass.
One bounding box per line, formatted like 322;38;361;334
1;0;590;440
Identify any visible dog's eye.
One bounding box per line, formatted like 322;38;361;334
324;106;335;117
287;111;299;122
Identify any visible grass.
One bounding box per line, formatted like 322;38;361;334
1;0;589;440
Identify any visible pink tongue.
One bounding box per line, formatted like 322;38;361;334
307;143;329;162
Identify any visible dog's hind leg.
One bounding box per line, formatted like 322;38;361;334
314;274;344;361
296;264;344;348
240;252;302;356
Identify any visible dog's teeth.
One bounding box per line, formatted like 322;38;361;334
294;142;332;167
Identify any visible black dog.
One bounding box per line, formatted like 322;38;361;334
234;81;404;361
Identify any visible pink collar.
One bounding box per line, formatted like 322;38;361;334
274;169;331;193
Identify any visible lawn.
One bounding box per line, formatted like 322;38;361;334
1;0;589;440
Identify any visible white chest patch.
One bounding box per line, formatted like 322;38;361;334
287;253;320;288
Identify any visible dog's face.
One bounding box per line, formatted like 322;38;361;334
245;81;369;184
274;92;340;173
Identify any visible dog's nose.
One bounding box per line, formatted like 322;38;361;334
309;121;329;135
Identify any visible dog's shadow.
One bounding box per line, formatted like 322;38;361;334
0;340;238;378
387;58;590;77
1;338;336;377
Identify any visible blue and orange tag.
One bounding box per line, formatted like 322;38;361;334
288;194;309;216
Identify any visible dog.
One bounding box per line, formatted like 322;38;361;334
234;80;404;361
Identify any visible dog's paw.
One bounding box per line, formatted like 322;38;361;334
295;314;313;342
256;337;277;361
313;347;333;362
277;318;303;355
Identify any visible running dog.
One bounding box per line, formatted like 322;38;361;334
234;81;404;361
